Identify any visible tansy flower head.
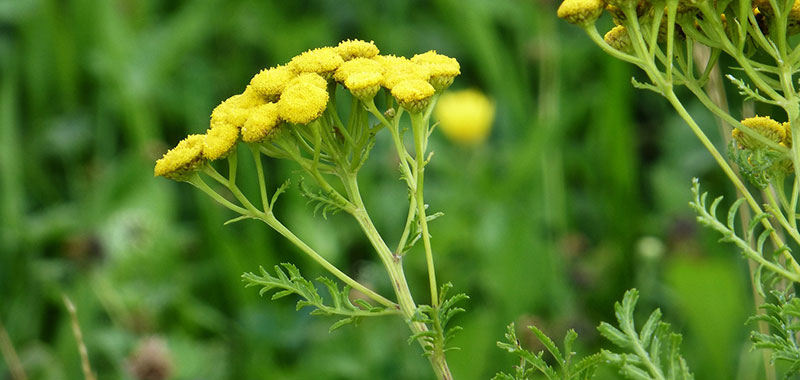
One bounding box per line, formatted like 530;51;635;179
154;134;206;180
250;65;296;102
288;72;328;90
604;25;633;53
557;0;606;25
376;55;430;90
334;58;383;83
242;103;281;143
391;79;435;113
211;89;261;129
288;47;344;78
435;89;495;145
203;120;240;160
278;75;330;124
345;71;383;100
410;51;460;91
336;39;380;61
732;116;785;149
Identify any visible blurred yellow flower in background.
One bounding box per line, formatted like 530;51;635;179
434;89;495;145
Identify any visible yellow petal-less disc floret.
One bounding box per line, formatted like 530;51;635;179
287;72;328;90
278;76;330;124
557;0;606;25
375;55;430;90
250;65;296;102
345;71;383;100
334;58;384;83
604;25;633;53
203;121;240;160
732;116;786;149
242;103;281;143
154;134;206;180
435;89;495;145
211;89;262;129
410;51;461;91
391;79;435;113
288;47;344;77
336;39;380;61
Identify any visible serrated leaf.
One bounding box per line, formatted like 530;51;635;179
639;309;662;348
528;324;564;365
599;322;631;349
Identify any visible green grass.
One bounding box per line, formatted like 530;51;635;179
0;0;762;378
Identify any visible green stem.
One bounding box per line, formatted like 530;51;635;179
187;174;249;215
665;91;800;273
765;187;800;246
344;171;453;380
257;211;398;310
249;144;270;212
411;111;439;307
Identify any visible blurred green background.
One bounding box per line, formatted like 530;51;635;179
0;0;767;379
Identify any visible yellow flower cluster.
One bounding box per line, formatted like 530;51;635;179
155;39;461;179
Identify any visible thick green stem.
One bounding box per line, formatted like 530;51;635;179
345;171;452;380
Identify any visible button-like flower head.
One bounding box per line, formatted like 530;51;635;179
391;79;435;113
411;51;461;91
278;73;330;124
242;103;281;143
336;39;380;61
154;134;206;180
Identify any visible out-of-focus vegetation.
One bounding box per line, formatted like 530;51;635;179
0;0;761;379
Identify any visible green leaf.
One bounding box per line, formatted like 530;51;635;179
242;263;395;330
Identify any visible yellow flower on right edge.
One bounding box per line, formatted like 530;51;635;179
434;89;495;145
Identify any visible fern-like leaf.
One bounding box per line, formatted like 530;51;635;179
242;263;397;331
409;283;469;357
747;290;800;378
598;289;693;380
494;322;601;380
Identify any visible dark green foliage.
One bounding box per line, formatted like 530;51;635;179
748;291;800;378
495;289;692;380
494;323;600;380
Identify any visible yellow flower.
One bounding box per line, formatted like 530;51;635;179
242;103;281;142
410;51;461;91
604;25;633;53
288;47;344;77
211;88;262;129
288;72;328;90
375;55;430;90
154;134;206;180
434;89;495;145
557;0;606;25
336;39;380;61
278;75;330;124
334;58;383;83
732;116;785;149
203;120;240;160
391;79;435;113
250;65;296;102
345;72;383;100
